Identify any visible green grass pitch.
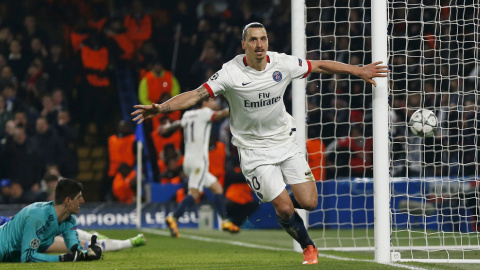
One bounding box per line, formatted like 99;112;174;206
3;228;480;269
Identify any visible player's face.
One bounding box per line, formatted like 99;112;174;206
242;27;268;60
67;192;85;215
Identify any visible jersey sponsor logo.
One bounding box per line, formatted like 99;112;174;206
272;71;282;82
243;95;282;108
241;81;252;86
30;238;40;249
209;72;219;80
298;58;303;66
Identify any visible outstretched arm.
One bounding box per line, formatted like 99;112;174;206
158;120;182;137
212;108;229;122
309;60;389;87
131;85;210;124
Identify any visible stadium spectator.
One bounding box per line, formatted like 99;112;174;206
20;15;50;50
112;163;136;204
105;16;135;63
224;158;260;228
0;181;36;204
157;143;183;174
151;116;183;160
208;136;226;186
45;44;73;92
54;110;79;178
189;45;223;89
306;130;326;181
107;120;136;180
155;98;237;237
2;125;42;192
159;158;183;185
138;58;180;106
124;0;152;50
0;178;102;262
7;40;30;81
132;22;388;265
0;94;14;138
39;94;58;126
30;116;64;177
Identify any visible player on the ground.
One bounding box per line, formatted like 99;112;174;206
0;216;146;252
132;22;389;264
158;98;237;237
0;178;102;263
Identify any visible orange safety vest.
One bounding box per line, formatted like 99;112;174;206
70;31;89;53
108;134;136;177
88;18;107;32
81;45;110;87
151;129;182;157
306;138;326;181
124;14;152;49
108;32;135;60
158;155;184;174
145;70;173;104
226;183;254;205
112;170;136;204
209;141;226;186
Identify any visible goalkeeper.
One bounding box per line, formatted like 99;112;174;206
0;178;102;263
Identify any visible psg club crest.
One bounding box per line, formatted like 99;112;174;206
272;71;282;82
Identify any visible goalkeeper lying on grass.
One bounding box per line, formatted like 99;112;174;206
0;216;146;253
0;179;102;263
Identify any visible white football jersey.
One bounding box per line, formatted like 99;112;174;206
204;51;311;149
180;107;215;164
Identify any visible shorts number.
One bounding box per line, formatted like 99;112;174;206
247;176;260;190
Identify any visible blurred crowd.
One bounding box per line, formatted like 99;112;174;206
0;0;478;205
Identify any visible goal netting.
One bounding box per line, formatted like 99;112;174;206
303;0;480;263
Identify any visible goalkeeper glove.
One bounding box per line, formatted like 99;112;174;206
85;235;102;261
59;244;85;262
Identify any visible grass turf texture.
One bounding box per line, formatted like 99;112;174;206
2;228;480;269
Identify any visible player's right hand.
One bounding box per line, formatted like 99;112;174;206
85;235;103;261
131;104;159;124
59;244;85;262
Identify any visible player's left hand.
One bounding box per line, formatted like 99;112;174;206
358;61;389;87
85;235;102;261
131;104;159;124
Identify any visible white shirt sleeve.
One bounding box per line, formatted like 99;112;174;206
203;68;232;97
284;54;312;80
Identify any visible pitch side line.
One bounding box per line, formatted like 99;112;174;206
140;228;427;270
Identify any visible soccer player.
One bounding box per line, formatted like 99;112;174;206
158;98;237;237
132;22;389;264
0;178;102;263
0;216;146;252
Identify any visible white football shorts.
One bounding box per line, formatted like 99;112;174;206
183;160;217;192
238;140;315;203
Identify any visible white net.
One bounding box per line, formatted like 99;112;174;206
304;0;480;261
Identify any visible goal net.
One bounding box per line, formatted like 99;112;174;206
303;0;480;263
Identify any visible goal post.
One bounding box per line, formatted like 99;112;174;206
371;0;390;264
298;0;480;264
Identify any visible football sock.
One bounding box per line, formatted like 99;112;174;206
84;239;131;251
277;211;314;249
289;193;303;209
77;229;93;242
173;195;195;219
213;194;227;219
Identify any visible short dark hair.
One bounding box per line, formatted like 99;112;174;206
54;178;83;204
242;22;265;41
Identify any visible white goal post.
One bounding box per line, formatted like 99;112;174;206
295;0;480;264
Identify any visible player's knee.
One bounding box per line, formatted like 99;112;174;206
302;198;318;211
275;204;294;219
